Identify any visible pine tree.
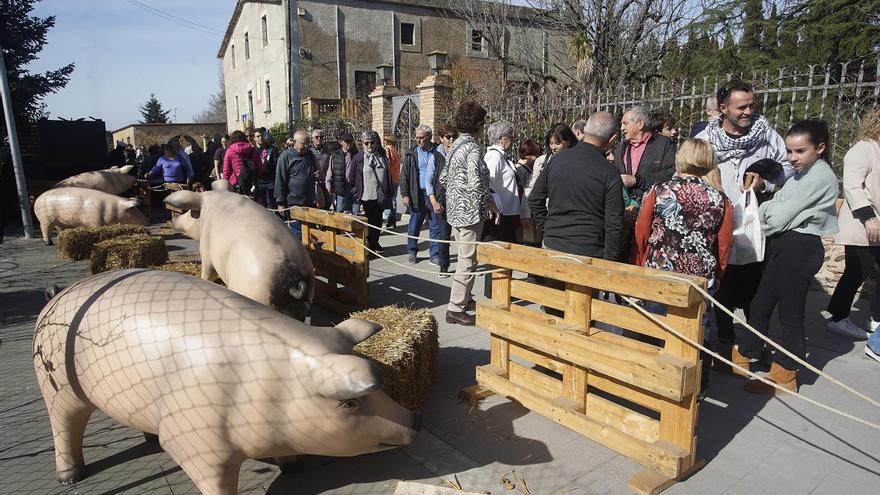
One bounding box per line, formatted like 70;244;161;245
139;93;170;123
742;0;765;53
0;1;74;127
763;4;779;50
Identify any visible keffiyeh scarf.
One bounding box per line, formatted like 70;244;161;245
704;115;771;162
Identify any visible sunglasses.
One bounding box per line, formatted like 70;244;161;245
443;134;454;139
362;141;374;145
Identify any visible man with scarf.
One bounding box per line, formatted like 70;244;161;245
695;81;794;369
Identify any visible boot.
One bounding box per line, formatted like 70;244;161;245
743;362;797;395
730;345;751;378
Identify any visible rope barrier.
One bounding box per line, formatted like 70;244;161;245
276;207;880;420
548;255;880;428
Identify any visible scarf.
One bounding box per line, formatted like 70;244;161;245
704;115;771;163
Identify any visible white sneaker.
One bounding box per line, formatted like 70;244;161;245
827;317;871;340
866;344;880;364
870;318;879;334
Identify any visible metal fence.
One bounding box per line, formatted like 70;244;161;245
485;55;880;169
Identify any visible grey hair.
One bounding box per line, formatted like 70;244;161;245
585;112;618;141
415;124;433;137
361;130;382;147
704;96;718;112
571;119;587;134
311;129;323;137
487;121;514;143
626;105;651;127
293;129;309;144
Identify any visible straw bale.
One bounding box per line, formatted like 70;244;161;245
151;261;202;278
56;225;149;260
90;235;168;274
352;306;439;410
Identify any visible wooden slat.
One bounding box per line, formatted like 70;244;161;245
510;279;566;310
589;373;664;413
589;328;663;355
476;365;688;478
288;207;366;233
592;298;670;342
508;304;558;323
490;269;513;376
477;302;695;401
509;342;565;374
478;244;704;307
585;393;659;443
657;303;703;472
629;459;707;495
563;283;590;412
508;361;563;398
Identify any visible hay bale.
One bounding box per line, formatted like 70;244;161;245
90;235;168;274
151;261;202;278
56;224;150;260
351;306;439;410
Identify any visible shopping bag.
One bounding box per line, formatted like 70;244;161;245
730;188;766;264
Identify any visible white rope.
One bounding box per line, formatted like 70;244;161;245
341;233;506;277
653;272;880;410
276;205;499;246
619;293;880;430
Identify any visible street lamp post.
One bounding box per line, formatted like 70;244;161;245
0;44;35;239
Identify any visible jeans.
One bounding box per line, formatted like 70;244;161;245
407;190;431;254
740;231;825;371
868;328;880;354
383;183;399;225
428;205;451;267
334;194;350;213
255;179;276;208
288;220;302;241
827;245;880;321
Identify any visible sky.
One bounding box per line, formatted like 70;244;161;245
29;0;237;131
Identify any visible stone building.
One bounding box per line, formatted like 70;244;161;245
111;123;228;150
218;0;572;130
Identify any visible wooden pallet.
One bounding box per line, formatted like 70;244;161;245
461;242;706;495
289;207;369;315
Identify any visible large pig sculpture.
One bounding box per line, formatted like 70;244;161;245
33;269;420;495
34;187;149;245
54;165;137;194
164;185;315;320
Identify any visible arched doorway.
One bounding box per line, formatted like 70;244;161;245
392;95;420;151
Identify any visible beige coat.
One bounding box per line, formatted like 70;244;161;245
837;140;880;246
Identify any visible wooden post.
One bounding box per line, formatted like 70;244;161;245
490;268;512;377
562;283;590;413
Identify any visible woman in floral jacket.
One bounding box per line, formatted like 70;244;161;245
633;138;734;400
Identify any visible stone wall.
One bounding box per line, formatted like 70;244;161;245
111;123;228;149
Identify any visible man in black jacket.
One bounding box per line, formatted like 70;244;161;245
530;111;624;261
255;127;279;207
309;129;332;209
614;104;676;201
275;130;316;240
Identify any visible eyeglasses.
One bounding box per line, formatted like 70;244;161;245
362;141;374;145
443;134;454;139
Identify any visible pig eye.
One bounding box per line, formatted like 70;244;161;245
339;399;360;410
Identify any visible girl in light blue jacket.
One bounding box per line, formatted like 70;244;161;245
737;120;839;395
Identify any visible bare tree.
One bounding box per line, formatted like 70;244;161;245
194;64;227;123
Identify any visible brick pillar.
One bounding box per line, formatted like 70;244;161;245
417;74;453;143
370;85;399;139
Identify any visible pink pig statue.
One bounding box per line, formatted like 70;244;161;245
164;185;315;321
33;269;420;495
55;165;137;194
34;187;148;245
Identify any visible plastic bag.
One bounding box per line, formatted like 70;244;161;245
730;188;766;264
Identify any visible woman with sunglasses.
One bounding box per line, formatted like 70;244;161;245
350;130;394;252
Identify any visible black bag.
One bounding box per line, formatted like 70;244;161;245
236;151;256;195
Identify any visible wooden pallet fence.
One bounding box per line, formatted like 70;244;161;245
461;242;707;495
288;207;369;315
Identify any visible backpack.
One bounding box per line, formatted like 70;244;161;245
235;150;256;195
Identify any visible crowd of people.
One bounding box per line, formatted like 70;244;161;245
120;81;880;401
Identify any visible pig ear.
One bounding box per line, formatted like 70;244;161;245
314;354;383;400
119;165;135;174
212;179;233;192
165;190;203;211
122;198;140;209
334;318;382;345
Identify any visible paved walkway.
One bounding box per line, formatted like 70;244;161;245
1;223;880;494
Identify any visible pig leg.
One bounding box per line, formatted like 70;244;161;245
200;256;220;282
161;433;245;495
47;402;95;483
40;220;55;245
